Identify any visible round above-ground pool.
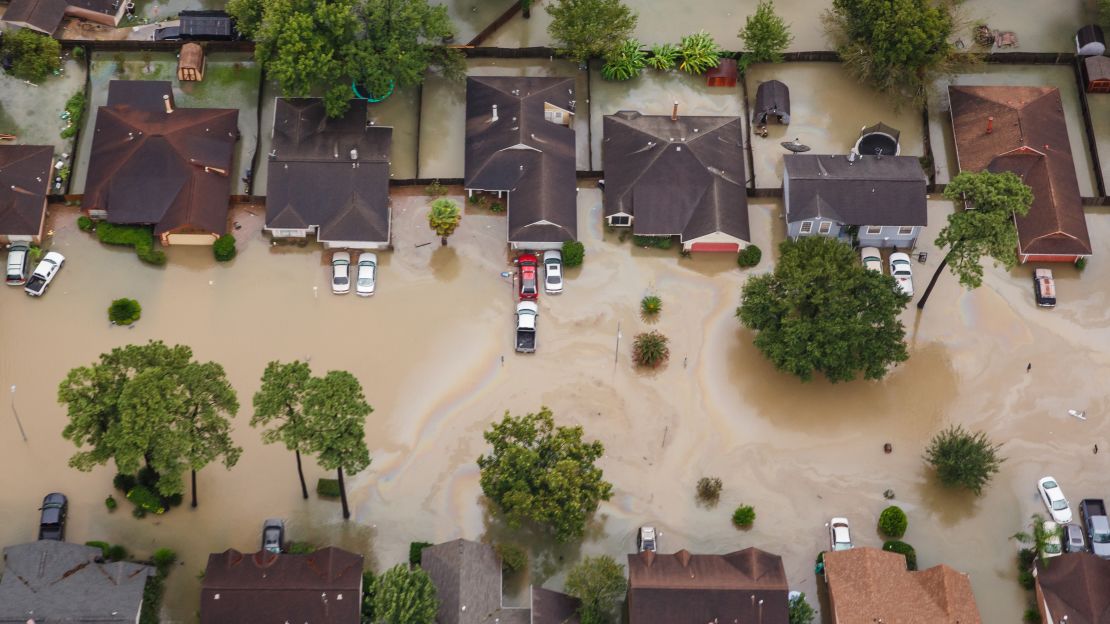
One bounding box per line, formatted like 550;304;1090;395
855;131;900;156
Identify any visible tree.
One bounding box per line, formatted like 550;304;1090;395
1013;513;1063;565
175;360;242;507
0;28;61;83
251;360;314;499
788;592;816;624
677;31;721;74
108;298;142;325
371;564;438;624
824;0;956;106
738;0;793;68
427;198;461;245
546;0;637;65
227;0;266;37
632;331;669;367
564;555;627;624
737;237;910;383
354;0;465;102
477;408;612;542
924;425;1004;495
302;370;372;519
916;170;1034;309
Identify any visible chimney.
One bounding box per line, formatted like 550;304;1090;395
671;100;679;121
986;116;993;134
491;104;499;123
163;94;174;114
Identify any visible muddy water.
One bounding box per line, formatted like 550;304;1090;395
0;56;86;184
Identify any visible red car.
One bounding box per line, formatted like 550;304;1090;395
518;254;539;300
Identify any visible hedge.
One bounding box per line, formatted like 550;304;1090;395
317;478;341;497
882;540;917;570
562;240;584;267
96;223;167;265
213;234;236;261
409;541;432;566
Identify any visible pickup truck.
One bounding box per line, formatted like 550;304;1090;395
24;251;65;297
515;301;537;353
1034;268;1056;307
1080;499;1110;558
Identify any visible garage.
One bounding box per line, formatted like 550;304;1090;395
689;242;741;253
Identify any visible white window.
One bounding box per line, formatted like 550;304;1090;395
818;221;832;234
799;221;813;234
610;215;631;226
866;226;883;235
898;226;914;236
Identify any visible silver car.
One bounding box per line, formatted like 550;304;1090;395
331;251;351;295
356;253;377;296
543;250;563;294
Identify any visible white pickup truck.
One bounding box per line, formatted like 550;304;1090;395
515;301;537;353
24;251;65;297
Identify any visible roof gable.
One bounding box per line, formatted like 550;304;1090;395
783;154;927;226
1036;553;1110;622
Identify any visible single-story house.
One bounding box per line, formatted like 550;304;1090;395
948;85;1092;264
83;80;239;246
626;548;789;624
783;153;928;248
0;144;53;244
602;110;750;252
265;98;392;249
1033;552;1110;623
421;539;580;624
0;540;155;623
200;547;364;624
465;76;578;251
1;0;127;34
823;547;981;623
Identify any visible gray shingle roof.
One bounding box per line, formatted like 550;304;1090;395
1;0;118;34
421;539;530;624
783;154;927;226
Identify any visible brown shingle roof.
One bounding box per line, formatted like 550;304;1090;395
823;547;981;624
1035;552;1110;623
2;0;118;34
0;144;52;237
200;547;363;624
626;548;789;624
948;85;1091;257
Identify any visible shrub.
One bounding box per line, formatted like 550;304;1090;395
1018;567;1035;590
468;193;482;204
317;478;341;497
164;493;184;509
60;91;87;139
137;466;159;488
131;507;146;519
647;43;679;70
105;544;128;561
1023;606;1040;623
425;180;447;196
737;0;793;68
925;425;1004;495
126;486;165;515
0;28;61;82
409;541;433;566
562;240;585;267
695;477;723;505
140;570;166;624
601;38;647;81
73;45;85;59
878;505;908;538
732;504;756;528
678;31;721;74
108;298;142;325
213;234;237;261
489;201;504;213
77;215;94;231
882;540;917;570
113;472;137;493
152;548;177;574
1077;257;1088;271
86;541;110;558
632;330;670;367
632;234;672;249
640;295;662;316
136;243;167;265
96;223;166;265
495;542;528;572
105;495;118;511
361;570;377;622
28;245;43;264
287;541;317;554
788;592;816;624
737;244;762;268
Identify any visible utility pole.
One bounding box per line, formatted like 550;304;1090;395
11;385;26;442
614;322;621;364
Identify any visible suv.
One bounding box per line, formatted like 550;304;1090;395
38;493;67;541
6;243;29;285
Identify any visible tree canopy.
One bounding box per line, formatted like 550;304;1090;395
546;0;638;65
738;0;793;67
924;425;1004;495
251;360;314;497
477;407;612;542
371;564;438;624
564;555;627;624
737;237;910;383
0;28;61;83
302;370;372;476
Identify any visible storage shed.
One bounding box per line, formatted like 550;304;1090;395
705;58;737;88
177;43;205;81
1084;55;1110;93
180;10;234;40
1076;25;1106;56
752;80;790;126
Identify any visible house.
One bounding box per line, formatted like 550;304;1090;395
626;548;789;624
82;81;238;246
200;547;364;624
1033;552;1110;623
0;144;53;244
1084;56;1110;94
602;110;750;252
465;76;577;251
0;540;154;623
783;153;928;248
421;539;580;624
823;547;981;623
948;85;1092;263
265;98;392;249
1;0;128;35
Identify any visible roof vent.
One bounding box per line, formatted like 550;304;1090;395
350;148;359;160
163;94;174;114
491;104;499;123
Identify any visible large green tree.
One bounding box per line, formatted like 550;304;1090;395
57;341;241;507
916;170;1034;309
546;0;637;65
0;28;61;83
251;360;314;499
564;555;627;624
738;0;793;68
371;564;438;624
477;408;612;542
924;425;1004;496
737;237;910;383
302;370;373;519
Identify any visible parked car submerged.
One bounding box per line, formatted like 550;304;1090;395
6;243;29;285
889;252;914;297
331;251;351;294
356;253;377;296
1038;477;1073;524
543;250;563;294
38;493;67;541
1034;268;1056;308
1042;520;1064;558
518;254;539;301
24;251;64;297
515;301;538;353
861;247;882;274
637;526;657;553
829;517;852;551
1065;522;1089;553
261;518;285;554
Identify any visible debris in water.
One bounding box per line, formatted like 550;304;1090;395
1069;409;1087;421
883;489;895;499
883;443;892;454
415;242;431;248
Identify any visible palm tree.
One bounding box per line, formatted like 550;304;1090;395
1012;513;1062;565
428;198;461;245
632;331;670;367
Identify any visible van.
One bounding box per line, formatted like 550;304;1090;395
6;244;29;285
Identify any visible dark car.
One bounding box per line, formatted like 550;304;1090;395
154;26;182;41
262;518;285;554
38;493;67;541
1065;522;1089;553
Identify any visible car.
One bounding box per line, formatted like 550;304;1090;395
38;493;67;541
637;526;657;553
889;252;914;297
1042;520;1064;558
261;518;285;554
153;26;182;41
828;517;852;551
1034;268;1056;308
543;250;563;294
24;251;64;297
1065;522;1089;553
6;243;29;285
860;247;882;273
331;251;351;294
356;253;377;296
518;253;539;301
1038;477;1073;524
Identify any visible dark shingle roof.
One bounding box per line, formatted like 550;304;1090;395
1;0;117;34
266;98;392;244
0;541;154;623
464;76;577;244
626;548;789;624
200;548;363;624
1035;553;1110;623
783;153;927;226
531;587;580;624
948;85;1091;257
753;80;790;121
83;80;238;236
421;539;529;624
602;111;749;243
0;144;52;237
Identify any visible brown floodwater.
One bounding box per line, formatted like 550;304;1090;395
1;194;1108;623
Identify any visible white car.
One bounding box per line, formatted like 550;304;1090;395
1042;520;1064;558
861;247;882;273
889;252;914;297
331;251;351;295
829;517;852;551
24;251;65;297
637;526;657;552
1038;477;1073;524
356;253;377;296
543;250;563;294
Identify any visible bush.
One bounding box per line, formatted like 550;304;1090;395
732;504;756;528
696;477;723;505
562;240;585;267
647;43;679;70
86;541;110;558
1076;257;1088;271
152;548;177;574
489;201;504;213
468;194;482;204
0;28;61;82
287;541;317;555
409;541;432;566
737;244;762;268
28;245;43;264
136;243;167;265
678;31;721;74
96;223;166;265
213;234;237;261
878;505;908;538
60;91;87;139
425;180;447;196
1018;567;1035;590
633;234;672;249
925;425;1004;495
788;592;816;624
108;298;142;325
113;473;137;493
73;45;85;59
137;466;159;488
495;542;528;573
601;38;647;81
140;570;166;624
1023;606;1040;623
361;570;377;622
882;540;917;570
105;495;118;511
632;330;670;367
105;544;129;562
77;215;94;231
126;486;165;515
317;478;341;497
641;295;662;316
